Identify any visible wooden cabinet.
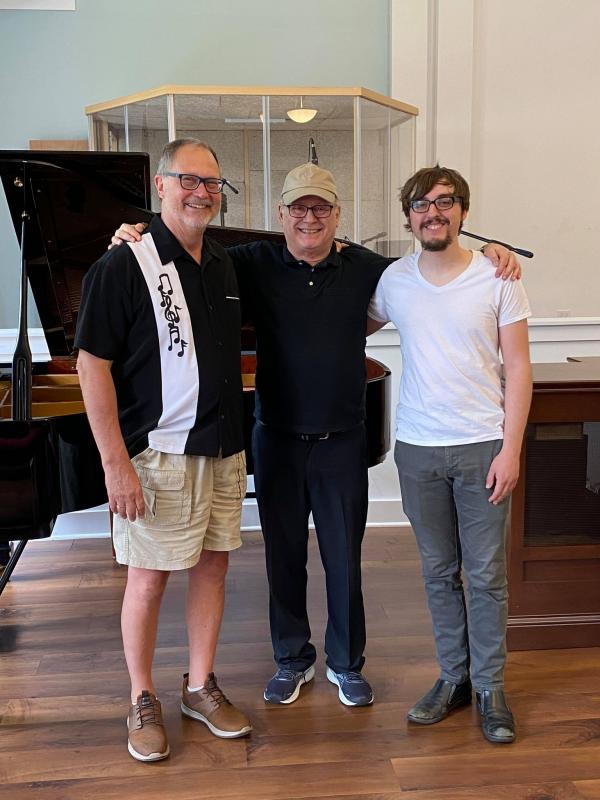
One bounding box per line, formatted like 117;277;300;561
508;357;600;649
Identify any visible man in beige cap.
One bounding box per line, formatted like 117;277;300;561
111;160;520;709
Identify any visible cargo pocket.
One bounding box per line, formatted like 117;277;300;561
136;466;191;530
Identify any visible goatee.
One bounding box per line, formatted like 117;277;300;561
421;233;452;251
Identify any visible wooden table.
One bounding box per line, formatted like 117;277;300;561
508;356;600;649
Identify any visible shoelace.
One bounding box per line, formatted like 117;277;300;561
202;681;230;709
274;669;302;682
338;671;365;685
136;696;161;726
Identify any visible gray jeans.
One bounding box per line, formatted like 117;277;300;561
395;439;509;691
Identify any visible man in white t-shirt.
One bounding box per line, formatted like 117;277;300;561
368;166;532;744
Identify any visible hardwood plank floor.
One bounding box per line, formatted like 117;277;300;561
1;528;600;799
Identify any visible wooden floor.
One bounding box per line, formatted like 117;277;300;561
1;528;600;800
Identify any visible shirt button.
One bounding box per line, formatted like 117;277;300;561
309;281;314;286
220;414;225;420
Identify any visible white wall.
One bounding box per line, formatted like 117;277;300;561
391;0;600;319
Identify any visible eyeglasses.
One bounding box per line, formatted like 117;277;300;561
285;203;335;219
161;172;239;194
409;195;462;213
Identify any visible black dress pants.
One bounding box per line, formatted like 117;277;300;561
252;422;368;673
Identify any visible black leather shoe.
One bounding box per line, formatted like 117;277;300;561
476;688;516;744
407;678;472;724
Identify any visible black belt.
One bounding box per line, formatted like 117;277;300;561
256;421;354;442
296;432;334;441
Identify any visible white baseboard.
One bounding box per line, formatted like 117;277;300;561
49;496;410;539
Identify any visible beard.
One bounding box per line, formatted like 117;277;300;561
421;232;452;251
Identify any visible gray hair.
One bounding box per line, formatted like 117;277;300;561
156;138;220;176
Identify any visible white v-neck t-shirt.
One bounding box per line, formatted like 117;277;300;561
368;250;531;446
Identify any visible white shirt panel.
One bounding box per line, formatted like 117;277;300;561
128;236;200;454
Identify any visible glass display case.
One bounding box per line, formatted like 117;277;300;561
86;86;417;257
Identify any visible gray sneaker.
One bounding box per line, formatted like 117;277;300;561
263;665;315;704
326;667;374;707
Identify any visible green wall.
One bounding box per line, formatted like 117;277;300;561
0;0;390;327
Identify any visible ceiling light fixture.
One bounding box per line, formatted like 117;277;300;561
286;97;318;124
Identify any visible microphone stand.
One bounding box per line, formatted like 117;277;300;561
462;229;534;258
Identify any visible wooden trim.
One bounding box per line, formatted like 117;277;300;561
85;85;418;116
507;613;600;650
29;139;88;151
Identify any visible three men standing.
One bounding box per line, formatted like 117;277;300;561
92;142;524;758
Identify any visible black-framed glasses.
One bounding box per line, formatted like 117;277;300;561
285;203;335;219
410;195;462;213
161;172;239;194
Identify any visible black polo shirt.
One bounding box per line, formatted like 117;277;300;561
229;240;389;434
75;215;244;458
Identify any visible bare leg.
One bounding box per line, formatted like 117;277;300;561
121;566;170;702
186;550;229;687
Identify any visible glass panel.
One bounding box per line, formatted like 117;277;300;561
359;98;416;259
92;106;126;154
173;94;264;230
268;94;355;238
358;96;388;255
389;108;416;259
127;96;170;212
524;422;600;546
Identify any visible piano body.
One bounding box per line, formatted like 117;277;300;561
0;151;391;589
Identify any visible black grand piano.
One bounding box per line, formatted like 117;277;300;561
0;150;391;590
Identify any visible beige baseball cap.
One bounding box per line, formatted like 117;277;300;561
280;162;338;205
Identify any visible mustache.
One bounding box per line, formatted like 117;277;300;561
420;216;449;229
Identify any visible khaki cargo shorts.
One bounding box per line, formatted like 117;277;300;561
113;447;246;571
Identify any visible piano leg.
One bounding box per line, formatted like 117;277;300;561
0;541;10;567
0;539;27;595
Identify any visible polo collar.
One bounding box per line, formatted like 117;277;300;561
282;242;341;269
148;215;222;266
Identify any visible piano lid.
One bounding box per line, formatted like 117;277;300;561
0;151;153;357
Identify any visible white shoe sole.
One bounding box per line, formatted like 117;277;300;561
127;740;170;761
263;665;316;704
326;667;374;707
181;702;252;738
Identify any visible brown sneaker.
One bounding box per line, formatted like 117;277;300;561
127;690;170;762
181;672;252;738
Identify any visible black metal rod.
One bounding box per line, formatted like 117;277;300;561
11;162;32;421
0;539;27;595
462;229;534;258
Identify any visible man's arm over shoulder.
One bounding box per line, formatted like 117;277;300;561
76;350;145;521
481;242;522;280
366;262;394;336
